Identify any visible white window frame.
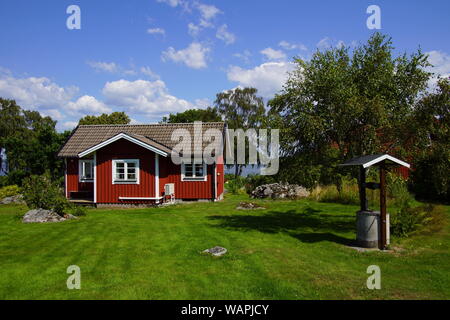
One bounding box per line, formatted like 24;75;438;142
112;159;140;184
79;159;94;182
181;162;207;182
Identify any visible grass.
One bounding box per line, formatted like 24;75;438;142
0;195;449;300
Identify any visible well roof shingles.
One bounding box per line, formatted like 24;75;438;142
58;122;225;158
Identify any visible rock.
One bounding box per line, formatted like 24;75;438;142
251;183;310;200
1;194;25;205
236;202;265;210
202;246;227;257
22;209;67;223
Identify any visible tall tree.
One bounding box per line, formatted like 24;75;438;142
78;112;130;125
161;107;222;123
214;87;265;176
268;33;431;189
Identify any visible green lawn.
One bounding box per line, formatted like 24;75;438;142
0;195;449;300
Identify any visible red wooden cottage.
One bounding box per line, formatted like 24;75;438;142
57;122;225;206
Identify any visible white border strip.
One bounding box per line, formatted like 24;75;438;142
78;133;168;158
119;197;163;200
363;154;410;168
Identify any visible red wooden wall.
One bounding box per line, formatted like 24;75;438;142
96;139;155;204
66;158;94;197
66;138;225;203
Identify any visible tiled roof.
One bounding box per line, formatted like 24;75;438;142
58;122;226;157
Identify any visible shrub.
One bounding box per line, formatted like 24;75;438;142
391;204;447;237
22;174;68;215
66;203;87;217
309;179;360;205
387;173;414;207
0;185;21;199
225;176;247;195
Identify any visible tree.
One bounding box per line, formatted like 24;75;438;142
78;112;130;125
268;33;431;189
214;87;266;176
410;78;450;201
161;107;222;123
0;98;69;185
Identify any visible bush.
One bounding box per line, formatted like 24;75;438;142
0;185;21;199
309;179;360;205
22;174;68;215
66;203;87;217
387;173;414;207
391;204;447;237
225;176;247;195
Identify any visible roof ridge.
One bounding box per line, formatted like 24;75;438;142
78;122;225;127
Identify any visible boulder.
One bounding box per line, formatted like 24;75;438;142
1;194;25;205
22;209;68;223
202;246;227;257
251;183;310;200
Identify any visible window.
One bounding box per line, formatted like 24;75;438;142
182;162;207;181
79;159;94;182
113;159;139;184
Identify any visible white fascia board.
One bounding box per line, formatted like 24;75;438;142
363;154;410;169
78;133;169;158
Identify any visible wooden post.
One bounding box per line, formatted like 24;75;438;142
379;162;387;250
359;166;367;211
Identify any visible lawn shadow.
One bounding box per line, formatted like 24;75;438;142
208;206;355;246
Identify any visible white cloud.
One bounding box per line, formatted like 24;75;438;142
140;66;160;79
41;109;64;120
196;3;221;21
233;50;252;64
0;74;77;110
156;0;182;8
278;41;307;51
216;24;236;45
317;37;332;50
162;42;210;69
67;95;112;114
188;22;201;37
147;27;165;36
102;79;192;116
87;61;119;73
61;121;78;130
227;61;295;98
260;47;286;61
427;50;450;77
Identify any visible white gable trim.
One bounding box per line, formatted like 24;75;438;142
363;154;410;169
78;133;169;158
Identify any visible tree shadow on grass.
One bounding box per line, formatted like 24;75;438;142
208;206;355;246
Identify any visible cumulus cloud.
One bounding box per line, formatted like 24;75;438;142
162;42;210;69
216;24;236;45
227;61;295;98
102;79;192;116
188;22;201;37
197;3;221;21
233;50;252;64
427;50;450;77
87;61;119;73
260;47;286;61
147;27;166;36
67;95;112;114
140;66;160;79
278;41;307;51
156;0;183;8
0;74;77;110
61;121;79;130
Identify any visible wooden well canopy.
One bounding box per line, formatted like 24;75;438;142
340;154;410;250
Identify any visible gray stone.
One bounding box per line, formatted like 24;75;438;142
202;246;227;257
22;209;67;223
236;202;265;210
1;194;25;205
251;183;310;200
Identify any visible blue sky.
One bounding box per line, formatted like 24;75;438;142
0;0;449;131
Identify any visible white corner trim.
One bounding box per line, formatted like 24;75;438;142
78;133;168;158
93;153;97;203
155;153;159;198
363;154;410;169
64;158;68;199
